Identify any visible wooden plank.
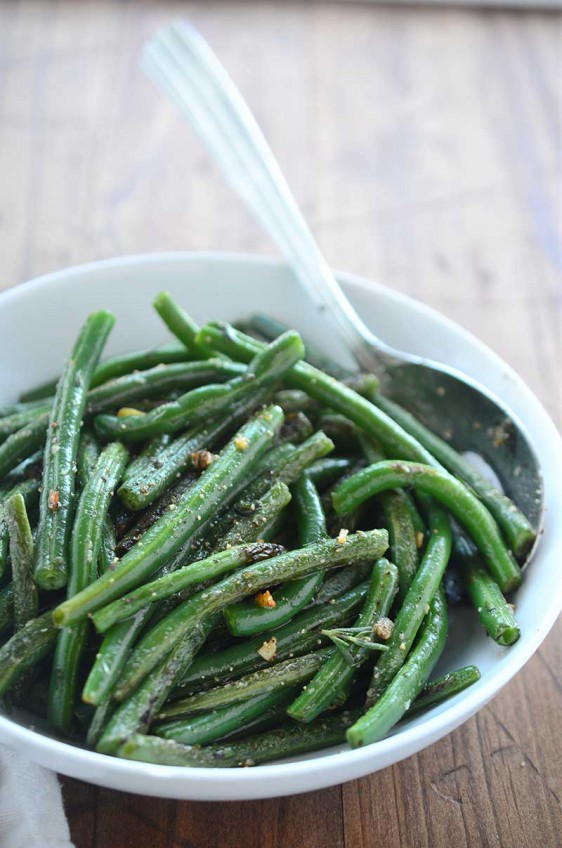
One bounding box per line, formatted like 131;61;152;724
172;789;344;848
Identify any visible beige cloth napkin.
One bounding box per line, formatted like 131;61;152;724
0;744;74;848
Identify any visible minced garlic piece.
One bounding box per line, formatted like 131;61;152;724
117;407;144;418
374;617;394;641
337;528;349;546
257;636;277;662
255;590;276;608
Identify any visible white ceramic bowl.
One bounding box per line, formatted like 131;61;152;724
0;253;560;801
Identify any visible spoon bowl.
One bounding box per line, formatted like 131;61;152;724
379;359;543;535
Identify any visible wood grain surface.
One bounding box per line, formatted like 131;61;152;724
1;2;560;847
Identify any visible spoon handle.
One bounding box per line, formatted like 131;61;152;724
143;21;394;372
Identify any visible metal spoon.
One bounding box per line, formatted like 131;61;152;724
142;21;543;535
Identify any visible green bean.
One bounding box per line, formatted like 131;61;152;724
333;460;521;593
97;613;217;754
310;563;372;607
0;451;43;490
86;696;114;747
20;392;201;439
118;423;217;511
119;710;362;767
343;374;381;399
243;431;335;504
189;443;294;560
288;559;399;724
153;291;212;358
316;414;360;452
218;482;292;548
279;411;314;445
365;501;451;706
92;542;285;633
115;530;388;700
85;360;244;416
306;457;355;489
0;404;51;441
48;441;129;731
195;322;438;466
0;399;49;418
156;687;297;747
249;313;354;379
374;394;535;557
5;493;37;630
97;341;193;380
124;464;280;567
347;588;448;747
224;474;327;636
20;342;192;402
77;431;100;486
273;389;320;416
403;494;426;538
53;405;285;627
87;612;221;741
73;446;127;579
175;581;370;695
159;649;333;721
234;320;269;341
116;473;196;555
0;583;14;634
98;520;117;574
381;490;419;601
94;331;304;443
77;431;117;574
408;664;481;716
0;478;40;582
0;413;50;483
95;379;244;442
118;389;271;511
34;311;115;590
0;611;58;696
82;611;152;706
453;533;520;645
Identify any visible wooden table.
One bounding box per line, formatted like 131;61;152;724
1;2;560;846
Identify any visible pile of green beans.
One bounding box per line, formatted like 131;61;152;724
0;296;535;767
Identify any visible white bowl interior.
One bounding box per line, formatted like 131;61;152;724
0;253;560;800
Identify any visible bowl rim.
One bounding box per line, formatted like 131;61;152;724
0;250;560;797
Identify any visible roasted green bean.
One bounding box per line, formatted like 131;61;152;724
0;612;58;696
114;530;388;701
92;542;285;633
48;441;129;731
34;310;115;589
174;581;370;695
333;460;521;593
347;588;448;747
224;474;327;636
53;406;285;626
5;493;37;630
119;710;361;767
156;687;298;746
365;502;451;706
453;533;520;646
159;649;333;720
374;394;536;557
288;559;399;723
